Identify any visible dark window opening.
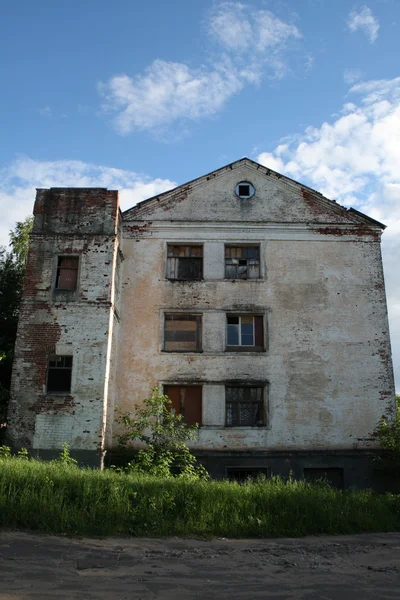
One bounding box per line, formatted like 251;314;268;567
226;386;264;427
226;314;264;351
166;245;203;280
235;181;255;198
164;385;202;425
225;246;260;279
238;184;250;197
226;467;268;482
56;256;79;290
164;313;202;352
46;355;73;393
303;468;344;489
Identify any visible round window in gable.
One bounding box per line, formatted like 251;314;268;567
235;181;255;199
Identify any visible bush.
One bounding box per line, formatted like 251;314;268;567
373;394;400;473
116;387;208;480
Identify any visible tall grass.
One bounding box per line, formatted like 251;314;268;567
0;458;399;537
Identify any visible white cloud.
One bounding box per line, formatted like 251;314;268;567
347;6;380;43
257;76;400;389
0;157;175;247
99;3;301;135
208;2;301;53
99;59;243;135
343;68;363;85
38;106;52;117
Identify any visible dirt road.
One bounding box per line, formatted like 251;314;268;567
0;531;399;599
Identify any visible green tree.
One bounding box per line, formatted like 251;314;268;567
373;394;400;473
116;387;208;479
0;216;33;434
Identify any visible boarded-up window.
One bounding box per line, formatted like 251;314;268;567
226;386;264;426
226;315;264;350
164;385;202;425
166;245;203;280
225;246;260;279
164;314;202;352
47;355;73;393
56;256;79;290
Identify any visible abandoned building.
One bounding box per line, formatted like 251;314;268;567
7;158;396;487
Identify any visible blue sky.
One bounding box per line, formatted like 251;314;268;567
1;0;399;388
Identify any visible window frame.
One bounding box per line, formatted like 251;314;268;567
225;313;265;352
225;384;266;427
163;312;203;353
235;181;255;199
165;244;204;281
54;255;80;292
46;354;73;395
224;244;261;280
163;384;203;426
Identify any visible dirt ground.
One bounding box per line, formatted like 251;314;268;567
0;531;400;599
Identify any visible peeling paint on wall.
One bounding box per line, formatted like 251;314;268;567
7;159;396;469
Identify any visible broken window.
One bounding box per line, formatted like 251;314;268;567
164;313;202;352
55;256;79;290
46;355;73;393
166;245;203;280
226;386;264;426
225;246;260;279
164;385;202;425
226;315;264;350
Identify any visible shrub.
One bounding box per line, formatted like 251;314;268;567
373;394;400;473
116;387;208;480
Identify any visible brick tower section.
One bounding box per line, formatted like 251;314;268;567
7;188;121;466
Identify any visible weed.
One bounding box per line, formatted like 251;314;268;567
0;457;399;538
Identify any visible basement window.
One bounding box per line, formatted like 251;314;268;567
46;355;73;394
226;386;264;427
303;468;344;490
164;313;202;352
164;385;202;425
56;256;79;290
226;467;268;482
225;246;260;279
166;245;203;280
226;314;264;351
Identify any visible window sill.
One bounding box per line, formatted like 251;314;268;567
162;349;203;353
200;425;270;430
225;346;265;353
224;278;264;282
166;278;204;282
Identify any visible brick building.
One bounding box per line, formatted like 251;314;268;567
7;158;396;486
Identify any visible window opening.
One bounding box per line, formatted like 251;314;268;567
226;315;263;349
164;385;202;425
226;467;268;482
166;245;203;280
46;355;73;393
225;246;260;279
235;181;255;199
56;256;79;290
226;386;264;426
303;468;344;490
164;313;202;352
